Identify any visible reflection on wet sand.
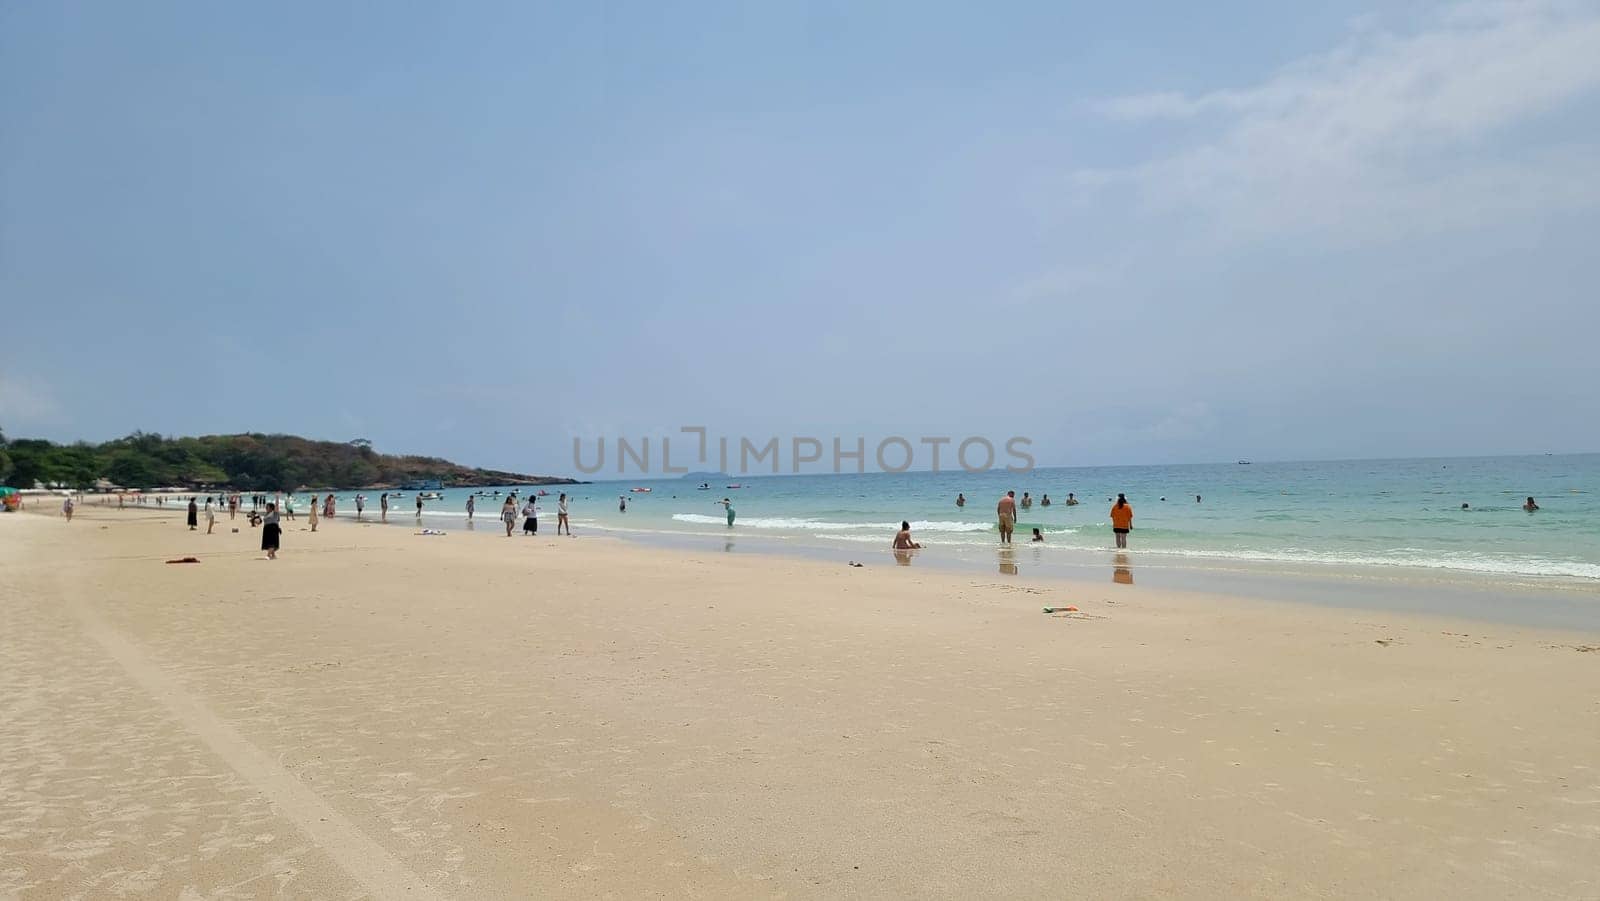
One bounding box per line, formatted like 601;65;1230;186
724;541;735;553
1113;552;1133;585
998;546;1018;575
893;548;917;567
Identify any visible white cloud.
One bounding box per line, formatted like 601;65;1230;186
1079;0;1600;245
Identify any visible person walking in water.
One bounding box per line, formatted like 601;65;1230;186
619;495;628;513
956;493;966;508
501;496;517;536
380;492;389;522
466;495;475;521
719;497;735;527
557;493;571;535
415;493;424;518
1110;493;1134;549
996;491;1017;544
1021;492;1032;509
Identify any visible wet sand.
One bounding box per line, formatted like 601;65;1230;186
2;503;1597;898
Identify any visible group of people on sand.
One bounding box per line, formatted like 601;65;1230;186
492;492;572;538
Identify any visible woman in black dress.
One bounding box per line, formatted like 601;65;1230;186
187;497;199;530
261;502;281;559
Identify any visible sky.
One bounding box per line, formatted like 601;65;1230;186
3;0;1599;476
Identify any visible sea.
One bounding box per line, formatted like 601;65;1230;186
305;454;1600;598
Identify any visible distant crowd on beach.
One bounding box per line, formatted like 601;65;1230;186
55;483;1550;565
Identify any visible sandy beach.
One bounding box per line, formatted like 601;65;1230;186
1;502;1596;899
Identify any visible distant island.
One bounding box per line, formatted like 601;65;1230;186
0;430;582;492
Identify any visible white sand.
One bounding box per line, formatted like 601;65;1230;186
2;503;1597;898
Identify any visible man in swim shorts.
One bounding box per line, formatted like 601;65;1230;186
997;491;1017;544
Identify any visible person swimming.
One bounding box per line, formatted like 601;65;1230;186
893;521;922;549
1524;497;1539;512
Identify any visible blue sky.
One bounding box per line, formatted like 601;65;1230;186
3;1;1598;476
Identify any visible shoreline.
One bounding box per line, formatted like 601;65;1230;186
31;497;1600;631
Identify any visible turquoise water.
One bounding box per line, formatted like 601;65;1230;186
317;454;1600;586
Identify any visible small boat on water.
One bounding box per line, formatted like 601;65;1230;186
1237;460;1252;465
726;484;742;489
629;487;652;493
419;492;444;500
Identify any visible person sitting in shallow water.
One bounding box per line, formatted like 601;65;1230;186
892;521;922;550
1031;527;1044;542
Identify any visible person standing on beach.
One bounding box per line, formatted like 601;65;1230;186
205;499;216;533
355;494;365;519
557;493;570;535
325;494;336;518
501;496;517;536
996;491;1017;543
466;495;475;521
307;497;319;532
228;494;238;520
261;502;281;560
187;497;199;531
62;496;74;521
720;497;735;527
1110;493;1134;549
521;497;539;535
380;492;389;522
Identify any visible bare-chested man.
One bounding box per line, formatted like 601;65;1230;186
996;490;1017;544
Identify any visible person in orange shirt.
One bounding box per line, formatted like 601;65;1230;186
1110;493;1134;549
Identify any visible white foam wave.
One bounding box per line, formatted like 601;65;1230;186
1143;546;1600;580
672;514;992;532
